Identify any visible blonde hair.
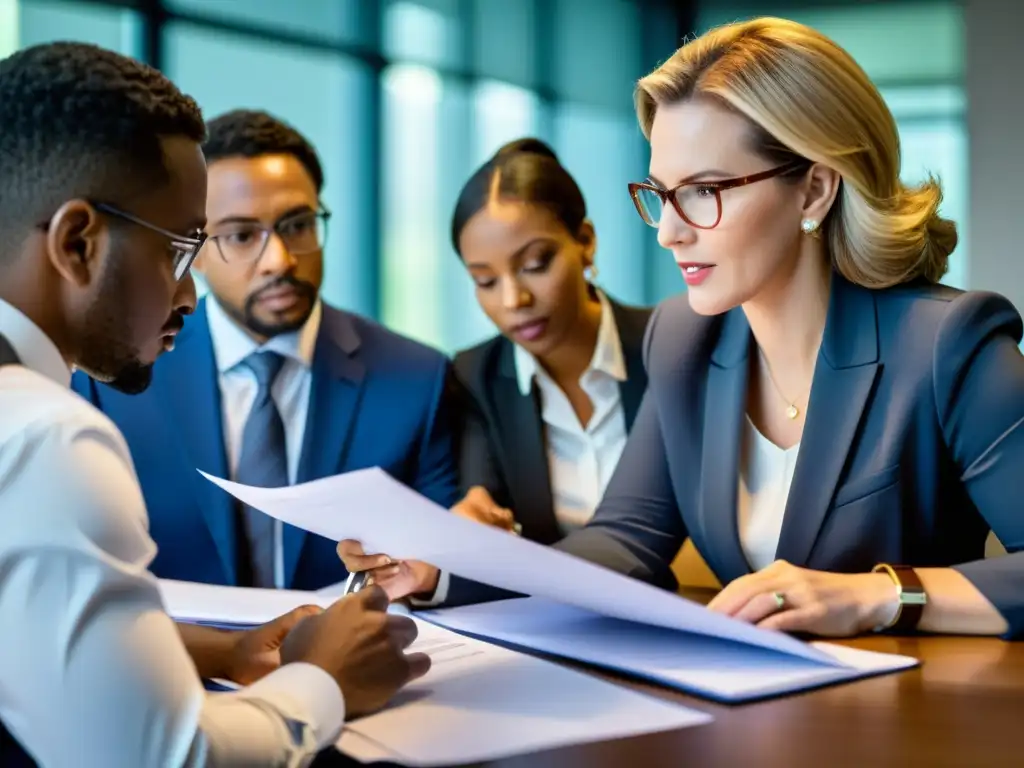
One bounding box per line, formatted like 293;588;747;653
636;17;956;288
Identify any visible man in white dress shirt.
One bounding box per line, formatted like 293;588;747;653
0;42;428;767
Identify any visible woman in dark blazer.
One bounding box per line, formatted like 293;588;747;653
339;138;652;601
557;18;1024;639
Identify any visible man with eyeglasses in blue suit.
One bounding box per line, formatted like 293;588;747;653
73;109;458;597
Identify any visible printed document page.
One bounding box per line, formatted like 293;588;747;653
421;597;919;703
338;618;713;765
199;468;839;666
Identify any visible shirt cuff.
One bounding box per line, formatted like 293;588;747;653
408;569;450;608
237;662;345;750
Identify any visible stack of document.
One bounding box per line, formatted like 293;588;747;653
160;579;712;765
160;579;333;628
420;596;917;703
200;467;919;704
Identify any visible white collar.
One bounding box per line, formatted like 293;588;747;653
0;298;71;387
206;294;322;375
513;289;627;396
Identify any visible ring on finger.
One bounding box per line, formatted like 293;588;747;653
771;591;786;611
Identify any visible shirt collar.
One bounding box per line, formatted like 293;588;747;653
513;289;627;396
0;298;71;387
206;294;321;375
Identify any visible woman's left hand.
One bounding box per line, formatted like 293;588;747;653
706;560;899;637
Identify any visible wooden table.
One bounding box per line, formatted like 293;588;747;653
485;633;1024;767
320;589;1024;768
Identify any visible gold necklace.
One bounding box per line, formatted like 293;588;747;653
758;349;809;420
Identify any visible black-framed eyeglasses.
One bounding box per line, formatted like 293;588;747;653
207;207;332;265
627;161;810;230
93;202;206;281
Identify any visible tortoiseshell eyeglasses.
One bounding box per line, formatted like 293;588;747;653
627;161;809;230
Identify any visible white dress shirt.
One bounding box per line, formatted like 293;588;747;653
514;290;629;534
0;298;344;767
737;415;800;571
206;297;321;589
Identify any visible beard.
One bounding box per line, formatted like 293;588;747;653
228;275;317;339
76;253;172;395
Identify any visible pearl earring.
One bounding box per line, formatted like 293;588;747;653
801;219;820;236
584;265;599;282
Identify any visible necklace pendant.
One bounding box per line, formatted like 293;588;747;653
785;404;799;420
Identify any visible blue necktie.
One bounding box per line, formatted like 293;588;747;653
235;350;287;588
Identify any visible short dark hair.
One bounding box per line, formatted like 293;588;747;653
450;137;587;255
0;41;206;243
203;109;324;192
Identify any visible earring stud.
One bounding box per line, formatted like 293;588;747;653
584;265;599;282
801;219;819;235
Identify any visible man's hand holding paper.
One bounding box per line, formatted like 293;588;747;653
336;484;518;601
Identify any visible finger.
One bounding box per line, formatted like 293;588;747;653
733;592;788;625
452;500;487;519
352;584;389;612
707;575;771;615
757;605;825;633
367;564;402;581
343;553;394;572
272;604;324;631
336;540;365;558
465;486;495;506
489;507;516;530
385;614;420;650
404;652;432;681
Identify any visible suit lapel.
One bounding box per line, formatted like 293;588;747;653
775;275;880;565
610;300;651;430
492;344;561;545
163;301;237;584
285;308;366;586
697;309;753;584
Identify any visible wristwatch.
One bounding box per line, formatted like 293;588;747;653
872;563;927;632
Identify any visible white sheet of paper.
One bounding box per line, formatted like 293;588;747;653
158;578;333;626
199;468;838;666
420;597;919;703
338;618;712;766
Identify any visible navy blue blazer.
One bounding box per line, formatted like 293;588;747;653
452;297;652;544
71;298;459;591
557;273;1024;639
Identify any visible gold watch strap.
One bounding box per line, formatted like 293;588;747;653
873;563;927;633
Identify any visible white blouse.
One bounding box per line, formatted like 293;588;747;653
738;415;801;571
513;290;628;534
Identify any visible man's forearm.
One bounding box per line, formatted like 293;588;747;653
176;622;237;680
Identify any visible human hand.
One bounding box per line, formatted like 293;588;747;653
336;540;441;602
706;559;899;637
452;486;518;532
279;586;431;717
224;604;324;685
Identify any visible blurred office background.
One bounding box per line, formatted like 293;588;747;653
4;0;1012;355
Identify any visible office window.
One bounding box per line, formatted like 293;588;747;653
381;64;446;348
1;0;17;57
553;0;640;110
883;85;968;289
554;104;648;305
17;0;141;56
383;0;461;69
163;22;375;316
473;80;542;164
471;0;536;89
165;0;369;46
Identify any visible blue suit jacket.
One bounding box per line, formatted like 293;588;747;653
557;273;1024;639
71;299;459;590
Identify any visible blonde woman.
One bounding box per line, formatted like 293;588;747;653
556;17;1024;639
